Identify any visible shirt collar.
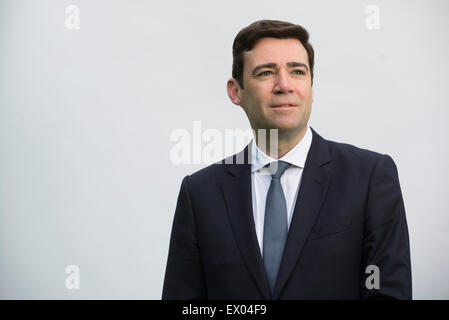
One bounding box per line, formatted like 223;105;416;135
250;125;313;173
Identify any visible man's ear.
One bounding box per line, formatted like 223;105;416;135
311;87;314;103
227;78;244;108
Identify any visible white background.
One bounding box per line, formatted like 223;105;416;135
0;0;448;299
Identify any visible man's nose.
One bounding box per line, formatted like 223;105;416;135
273;69;293;93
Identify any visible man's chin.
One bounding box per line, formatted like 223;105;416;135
252;124;301;137
272;122;303;132
253;120;304;133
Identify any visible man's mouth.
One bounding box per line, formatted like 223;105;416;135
271;103;298;109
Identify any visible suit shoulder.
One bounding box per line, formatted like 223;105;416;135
324;138;388;167
186;146;249;183
317;136;399;187
189;162;227;179
184;160;237;190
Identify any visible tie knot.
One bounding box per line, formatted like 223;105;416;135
269;160;291;179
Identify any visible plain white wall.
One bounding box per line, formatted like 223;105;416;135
0;0;448;299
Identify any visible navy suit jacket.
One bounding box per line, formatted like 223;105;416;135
162;128;412;299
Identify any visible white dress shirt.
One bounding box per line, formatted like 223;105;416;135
250;125;313;256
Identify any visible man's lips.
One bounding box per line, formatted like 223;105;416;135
270;103;298;109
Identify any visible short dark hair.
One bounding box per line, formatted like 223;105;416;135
232;19;314;89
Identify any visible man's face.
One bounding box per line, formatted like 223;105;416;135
228;37;313;138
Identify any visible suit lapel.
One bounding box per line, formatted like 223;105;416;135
273;128;332;299
221;146;272;300
220;128;332;300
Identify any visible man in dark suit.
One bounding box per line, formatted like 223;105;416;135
162;20;412;300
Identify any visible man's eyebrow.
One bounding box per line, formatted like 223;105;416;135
287;62;309;71
251;63;277;76
251;62;309;76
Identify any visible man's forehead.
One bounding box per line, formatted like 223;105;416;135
244;37;309;67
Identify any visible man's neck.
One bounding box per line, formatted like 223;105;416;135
253;125;308;159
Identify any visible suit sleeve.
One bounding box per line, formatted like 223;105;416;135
162;175;207;299
361;154;412;299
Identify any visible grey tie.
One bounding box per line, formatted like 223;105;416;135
263;160;291;292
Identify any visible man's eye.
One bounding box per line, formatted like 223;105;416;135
293;70;305;75
258;71;272;76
